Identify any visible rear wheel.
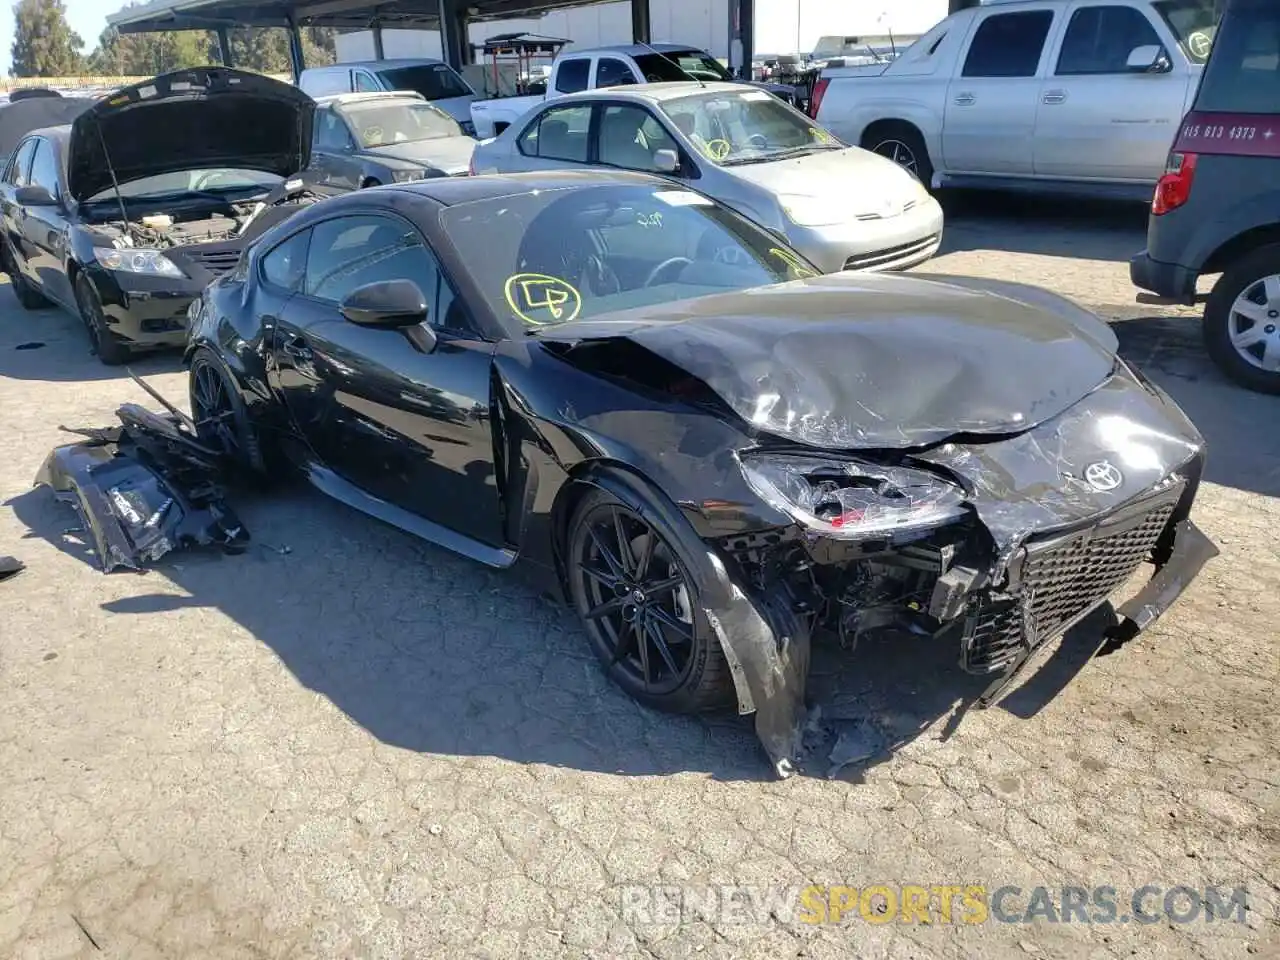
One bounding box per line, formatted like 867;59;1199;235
566;488;733;714
863;121;934;188
189;347;268;474
74;273;129;365
3;240;49;310
1204;243;1280;394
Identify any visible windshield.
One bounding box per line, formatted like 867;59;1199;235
341;100;460;146
660;89;843;165
1152;0;1220;64
439;184;819;327
1193;0;1280;112
374;64;473;100
632;51;734;83
87;168;282;202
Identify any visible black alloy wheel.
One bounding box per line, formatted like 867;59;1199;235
74;274;129;365
4;239;49;310
188;347;267;474
567;489;732;713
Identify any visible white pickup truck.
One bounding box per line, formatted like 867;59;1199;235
470;42;799;139
811;0;1218;201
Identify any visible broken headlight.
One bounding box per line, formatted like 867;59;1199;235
93;247;184;279
740;453;967;539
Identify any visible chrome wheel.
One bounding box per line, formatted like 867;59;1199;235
1227;273;1280;372
572;502;697;696
873;138;919;176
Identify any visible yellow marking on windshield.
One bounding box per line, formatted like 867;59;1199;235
703;139;731;161
769;247;819;279
504;273;582;325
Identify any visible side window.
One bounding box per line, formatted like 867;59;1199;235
354;70;380;92
28;139;60;194
597;104;676;172
6;139;37;186
517;104;592;162
260;229;312;292
961;10;1055;78
304;214;438;306
554;58;590;94
596;58;636;88
314;109;355;152
1056;6;1164;75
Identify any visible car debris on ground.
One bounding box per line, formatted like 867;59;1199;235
34;376;248;573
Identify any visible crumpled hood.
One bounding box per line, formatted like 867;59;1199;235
538;272;1120;449
68;67;315;202
729;147;922;217
361;135;476;174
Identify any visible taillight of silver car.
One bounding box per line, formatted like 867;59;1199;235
1152;152;1198;216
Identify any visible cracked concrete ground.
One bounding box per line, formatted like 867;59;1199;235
0;194;1276;960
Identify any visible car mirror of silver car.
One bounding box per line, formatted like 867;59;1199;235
15;185;58;207
1126;45;1171;74
653;149;680;174
340;279;431;331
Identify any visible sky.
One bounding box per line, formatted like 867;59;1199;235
1;0;114;76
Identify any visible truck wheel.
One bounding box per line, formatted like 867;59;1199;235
1204;243;1280;395
864;122;933;189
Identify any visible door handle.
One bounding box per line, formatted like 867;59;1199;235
282;337;312;361
1042;91;1068;104
953;93;976;105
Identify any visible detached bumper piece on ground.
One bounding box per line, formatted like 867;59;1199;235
0;555;23;582
35;402;249;573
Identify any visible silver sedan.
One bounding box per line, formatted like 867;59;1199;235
470;81;943;274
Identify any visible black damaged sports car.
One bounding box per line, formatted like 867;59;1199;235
188;169;1217;776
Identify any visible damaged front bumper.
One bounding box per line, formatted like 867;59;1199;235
709;472;1217;779
35;402;249;572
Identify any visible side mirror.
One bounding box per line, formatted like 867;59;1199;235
340;279;429;329
653;148;680;174
15;185;58;207
1126;45;1170;73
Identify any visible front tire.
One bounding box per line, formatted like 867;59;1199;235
566;488;733;714
1204;243;1280;394
74;273;129;365
189;347;269;475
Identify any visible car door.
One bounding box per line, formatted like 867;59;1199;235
507;102;596;172
307;106;363;192
594;101;684;175
943;5;1060;175
593;57;638;90
1034;2;1192;182
272;211;503;546
22;137;74;307
0;137;38;277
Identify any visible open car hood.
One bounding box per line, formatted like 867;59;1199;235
68;67;315;203
537;272;1120;450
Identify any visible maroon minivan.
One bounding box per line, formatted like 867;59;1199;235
1130;0;1280;393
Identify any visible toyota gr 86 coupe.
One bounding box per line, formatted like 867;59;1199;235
186;169;1217;776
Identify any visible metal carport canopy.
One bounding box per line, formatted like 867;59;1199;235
106;0;663;71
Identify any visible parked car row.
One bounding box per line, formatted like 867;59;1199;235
0;61;1222;775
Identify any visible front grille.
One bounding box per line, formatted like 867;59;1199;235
184;248;241;277
843;233;940;271
962;490;1180;674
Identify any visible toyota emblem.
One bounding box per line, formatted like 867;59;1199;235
1084;461;1123;492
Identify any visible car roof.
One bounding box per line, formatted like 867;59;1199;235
564;42;705;57
555;81;752;104
314;91;427;106
390;168;675;206
306;58;448;71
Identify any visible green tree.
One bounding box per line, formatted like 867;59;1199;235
10;0;84;77
86;27;213;76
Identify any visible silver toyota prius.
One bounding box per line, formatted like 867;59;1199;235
470;81;943;274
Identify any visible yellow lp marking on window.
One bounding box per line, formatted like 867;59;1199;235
504;273;582;325
769;247;819;279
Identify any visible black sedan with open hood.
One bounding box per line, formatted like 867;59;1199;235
0;67;320;364
186;170;1217;777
